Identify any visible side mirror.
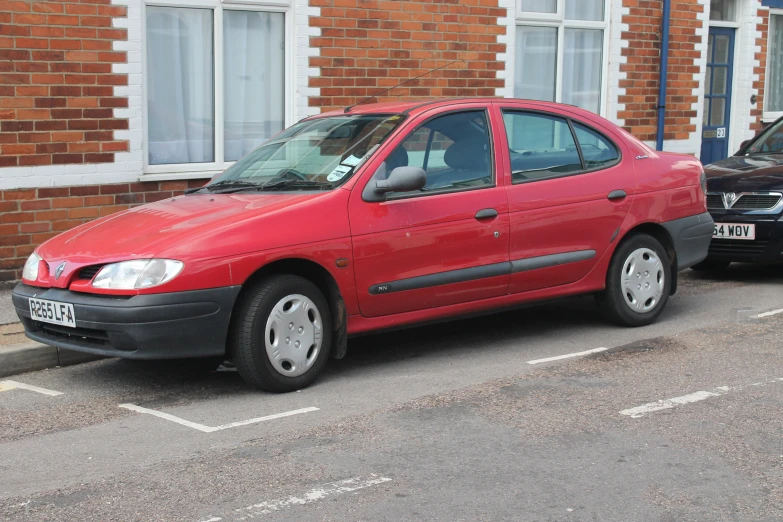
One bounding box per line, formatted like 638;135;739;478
376;166;426;193
362;164;427;202
735;139;753;156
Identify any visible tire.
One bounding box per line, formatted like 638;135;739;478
690;259;730;272
230;275;332;392
597;233;672;327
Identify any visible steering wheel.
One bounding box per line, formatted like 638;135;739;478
274;168;309;181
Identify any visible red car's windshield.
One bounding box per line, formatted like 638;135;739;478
206;113;406;191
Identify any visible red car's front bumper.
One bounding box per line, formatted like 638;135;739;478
12;284;241;359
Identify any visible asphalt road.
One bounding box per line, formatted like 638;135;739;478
1;265;782;521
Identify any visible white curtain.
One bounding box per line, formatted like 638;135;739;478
565;0;604;21
224;11;285;161
146;7;214;165
562;29;603;114
515;26;557;102
769;15;783;112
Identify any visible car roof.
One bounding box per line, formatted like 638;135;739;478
317;97;596;120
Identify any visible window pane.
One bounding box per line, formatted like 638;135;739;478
572;123;619;169
703;98;710;126
519;0;556;14
388;111;493;195
565;0;604;21
710;98;726;126
562;29;603;113
710;0;736;22
515;26;557;102
224;11;285;162
712;66;727;95
768;15;783;112
146;7;214;165
714;35;730;63
502;112;582;183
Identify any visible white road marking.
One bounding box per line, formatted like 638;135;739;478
0;380;63;396
757;307;783;318
201;474;392;521
118;403;318;433
620;377;783;418
527;347;608;365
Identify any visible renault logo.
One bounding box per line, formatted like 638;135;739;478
54;261;66;280
723;192;738;208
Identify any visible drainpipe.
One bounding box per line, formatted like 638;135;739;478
656;0;672;151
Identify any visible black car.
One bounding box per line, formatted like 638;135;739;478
696;116;783;270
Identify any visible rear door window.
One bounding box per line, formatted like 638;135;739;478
572;122;620;169
502;111;583;183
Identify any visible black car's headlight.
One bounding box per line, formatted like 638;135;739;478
700;172;707;195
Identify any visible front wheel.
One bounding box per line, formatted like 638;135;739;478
597;234;672;327
231;275;332;392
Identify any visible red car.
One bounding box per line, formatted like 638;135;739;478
13;99;713;392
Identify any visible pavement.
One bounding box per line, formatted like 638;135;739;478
0;265;782;521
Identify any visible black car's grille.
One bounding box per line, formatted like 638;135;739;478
733;194;782;210
708;239;769;258
76;265;104;280
707;193;782;210
706;194;723;209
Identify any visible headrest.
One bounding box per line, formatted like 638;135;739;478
444;140;489;171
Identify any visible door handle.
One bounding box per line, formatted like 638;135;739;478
607;190;627;201
475;208;498;220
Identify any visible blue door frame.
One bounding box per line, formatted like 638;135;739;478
700;27;736;165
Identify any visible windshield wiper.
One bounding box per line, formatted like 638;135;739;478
185;180;261;194
254;179;333;191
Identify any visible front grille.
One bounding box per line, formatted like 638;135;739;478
36;322;110;346
706;194;723;209
76;265;104;280
733;194;782;210
707;192;782;210
708;239;769;259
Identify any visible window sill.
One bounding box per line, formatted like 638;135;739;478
139;171;218;182
762;113;782;124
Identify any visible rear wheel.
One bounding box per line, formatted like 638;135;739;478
691;259;730;272
597;234;672;327
231;275;332;392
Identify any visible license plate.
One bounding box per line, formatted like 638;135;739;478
713;223;755;240
29;298;76;328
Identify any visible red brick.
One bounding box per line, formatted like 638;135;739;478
51;197;84;209
21;199;52;211
20;222;51;233
3;190;36;201
37;187;69;198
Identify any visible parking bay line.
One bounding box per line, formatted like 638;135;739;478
527;347;608;365
620;377;783;418
0;380;63;396
757;307;783;318
200;474;392;521
118;403;319;433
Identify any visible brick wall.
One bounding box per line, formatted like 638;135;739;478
0;0;129;167
307;0;506;112
751;7;769;134
618;0;704;143
0;180;206;281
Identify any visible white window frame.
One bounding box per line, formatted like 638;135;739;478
141;0;294;181
765;9;783;122
515;0;610;116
